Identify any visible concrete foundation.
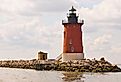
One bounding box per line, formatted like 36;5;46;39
62;53;84;62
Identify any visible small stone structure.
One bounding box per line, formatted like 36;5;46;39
37;51;47;60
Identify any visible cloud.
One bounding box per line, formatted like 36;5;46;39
94;35;112;45
78;0;121;63
79;0;121;23
0;0;76;16
0;0;32;15
0;9;62;59
0;0;121;64
30;0;77;12
75;0;102;8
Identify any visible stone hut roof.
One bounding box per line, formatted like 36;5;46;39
38;51;47;54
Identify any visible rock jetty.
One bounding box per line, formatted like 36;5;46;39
0;57;121;72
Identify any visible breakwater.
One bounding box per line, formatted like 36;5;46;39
0;58;121;72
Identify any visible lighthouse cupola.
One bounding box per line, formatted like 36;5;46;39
68;6;78;23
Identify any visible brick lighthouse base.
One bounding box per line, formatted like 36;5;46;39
62;53;84;62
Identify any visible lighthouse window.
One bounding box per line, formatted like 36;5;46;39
71;46;74;52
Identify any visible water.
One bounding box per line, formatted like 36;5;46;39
0;67;121;82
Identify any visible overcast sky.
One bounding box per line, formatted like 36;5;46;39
0;0;121;64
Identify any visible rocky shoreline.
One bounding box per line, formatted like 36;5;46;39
0;57;121;72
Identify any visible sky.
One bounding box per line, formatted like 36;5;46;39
0;0;121;64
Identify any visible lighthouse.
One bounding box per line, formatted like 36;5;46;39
62;6;84;62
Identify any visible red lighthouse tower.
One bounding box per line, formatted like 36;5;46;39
62;6;84;61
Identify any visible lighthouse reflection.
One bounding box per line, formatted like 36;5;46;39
62;72;84;82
